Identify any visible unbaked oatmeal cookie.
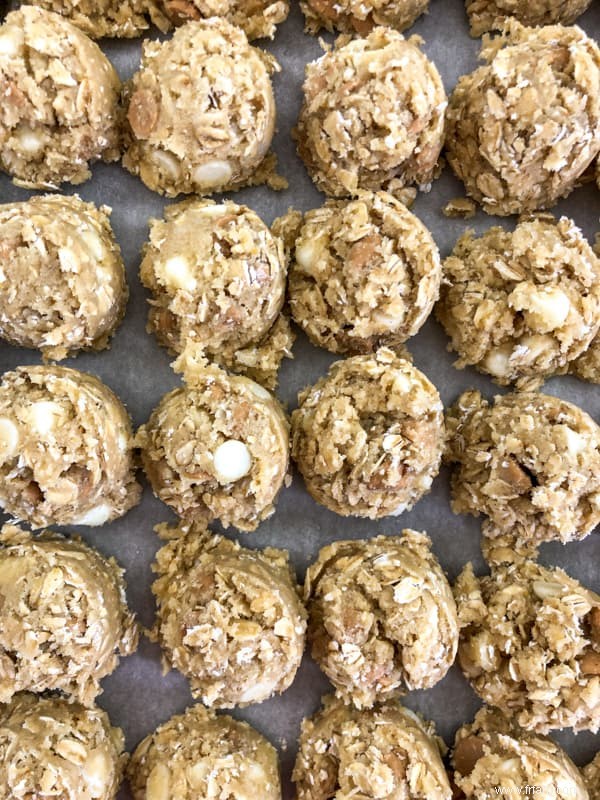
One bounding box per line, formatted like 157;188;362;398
571;335;600;384
301;0;429;35
20;0;151;38
304;531;458;708
148;0;289;40
584;752;600;800
465;0;593;36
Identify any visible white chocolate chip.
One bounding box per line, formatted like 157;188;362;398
82;750;110;799
509;282;570;333
163;256;197;293
0;31;22;57
483;346;512;378
193;160;233;188
153;149;181;179
26;401;65;435
0;418;19;460
71;504;112;527
213;439;252;484
58;246;80;274
247;380;271;401
81;228;106;261
147;763;171;800
295;241;319;270
16;127;45;155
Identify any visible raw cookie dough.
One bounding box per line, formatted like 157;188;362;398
304;531;458;708
123;18;282;198
0;523;138;705
137;357;289;531
571;336;600;383
293;695;452;800
0;194;128;361
451;707;590;799
0;7;121;189
0;692;126;800
295;27;447;197
445;390;600;549
151;519;306;707
584;753;600;800
291;348;444;518
454;560;600;733
286;192;441;355
466;0;593;36
20;0;151;38
140;199;292;389
301;0;429;35
436;215;600;388
445;22;600;216
127;703;281;800
0;365;141;529
148;0;289;40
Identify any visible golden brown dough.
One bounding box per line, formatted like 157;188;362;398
148;0;289;40
301;0;429;35
584;752;600;800
20;0;151;38
466;0;593;36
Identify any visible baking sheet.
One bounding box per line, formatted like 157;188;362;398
1;1;600;796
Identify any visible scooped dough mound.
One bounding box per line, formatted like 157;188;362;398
140;199;290;387
301;0;429;35
0;7;121;189
451;707;590;799
128;703;281;800
295;27;446;197
0;693;126;800
304;531;458;708
20;0;151;38
291;348;444;518
287;192;441;355
0;194;128;360
446;390;600;548
293;695;452;800
123;18;281;197
445;22;600;216
0;524;137;705
149;0;289;40
466;0;592;36
454;560;600;733
0;365;141;529
584;752;600;800
151;519;306;707
137;357;289;532
571;334;600;383
436;215;600;387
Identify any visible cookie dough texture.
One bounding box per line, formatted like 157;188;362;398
571;335;600;383
287;192;441;355
584;752;600;800
454;560;600;733
446;390;600;549
293;695;452;800
0;524;137;705
437;216;600;388
20;0;151;38
137;358;289;531
0;365;141;529
0;693;126;800
140;199;291;389
295;27;446;197
301;0;429;35
123;18;282;198
0;7;121;189
445;22;600;216
466;0;593;36
291;349;444;518
151;520;306;707
149;0;289;40
304;531;458;708
128;703;281;800
451;707;590;799
0;195;128;361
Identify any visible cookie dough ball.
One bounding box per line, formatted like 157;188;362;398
123;18;281;198
451;707;590;799
446;23;600;216
0;524;138;705
0;365;141;529
454;560;600;733
152;520;306;707
149;0;289;40
466;0;593;36
287;192;441;355
295;27;446;197
584;753;600;800
128;703;281;800
141;199;290;387
0;195;128;361
137;358;289;531
571;334;600;383
436;216;600;387
293;695;452;800
304;531;458;708
20;0;151;38
301;0;429;35
0;7;121;189
446;390;600;549
291;348;444;518
0;693;126;800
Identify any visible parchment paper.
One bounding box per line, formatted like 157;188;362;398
0;1;599;797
